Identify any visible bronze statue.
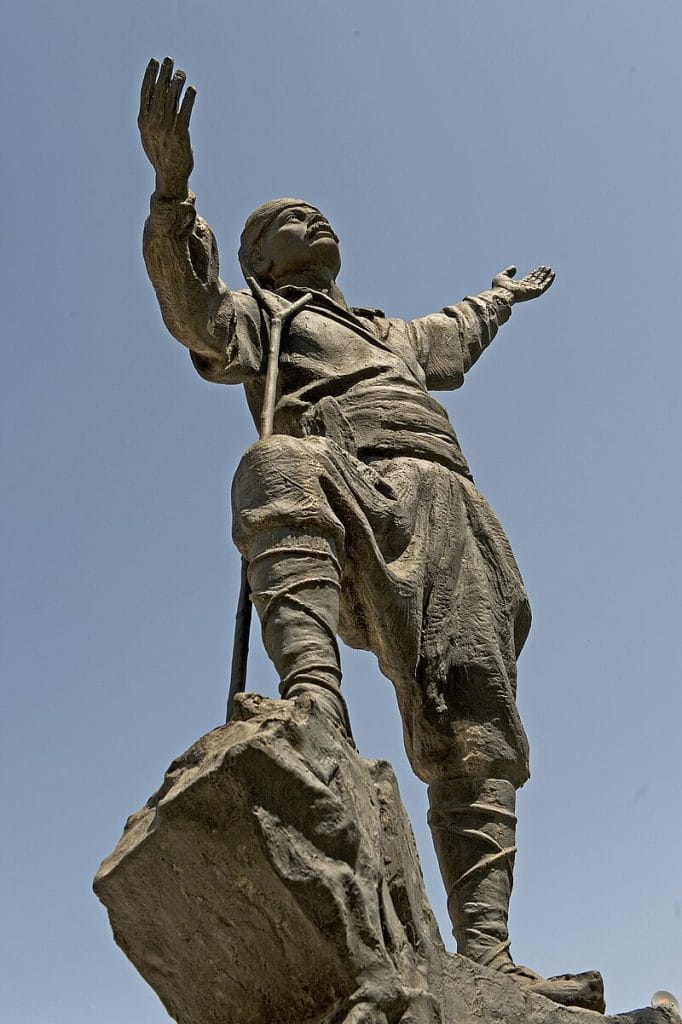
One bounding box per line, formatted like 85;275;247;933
138;56;602;1011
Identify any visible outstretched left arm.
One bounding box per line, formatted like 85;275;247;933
407;265;555;390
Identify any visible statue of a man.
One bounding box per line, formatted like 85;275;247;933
138;57;594;1008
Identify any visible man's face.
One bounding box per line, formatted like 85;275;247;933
258;205;341;284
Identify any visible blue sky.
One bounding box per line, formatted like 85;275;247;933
2;2;681;1021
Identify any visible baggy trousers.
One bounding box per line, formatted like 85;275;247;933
232;435;531;790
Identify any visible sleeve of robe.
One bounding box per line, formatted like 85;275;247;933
404;290;514;390
142;192;263;383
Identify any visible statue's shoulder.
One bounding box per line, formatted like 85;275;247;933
233;288;261;317
349;305;385;320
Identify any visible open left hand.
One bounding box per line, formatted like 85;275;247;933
492;265;555;303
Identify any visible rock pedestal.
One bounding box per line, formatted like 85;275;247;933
94;694;676;1024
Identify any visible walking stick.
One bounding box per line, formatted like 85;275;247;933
225;280;313;722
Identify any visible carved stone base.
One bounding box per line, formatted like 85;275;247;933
94;694;675;1024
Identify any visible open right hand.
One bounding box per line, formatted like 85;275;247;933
138;57;196;198
491;265;555;303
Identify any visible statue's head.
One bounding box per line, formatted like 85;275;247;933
239;198;341;288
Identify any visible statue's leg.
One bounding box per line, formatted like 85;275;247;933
232;435;352;735
427;775;605;1011
427;776;518;971
247;525;352;734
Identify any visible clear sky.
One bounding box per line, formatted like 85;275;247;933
2;2;681;1021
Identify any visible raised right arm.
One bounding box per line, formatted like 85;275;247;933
143;191;235;360
139;57;235;361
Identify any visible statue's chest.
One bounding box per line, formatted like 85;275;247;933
281;310;371;364
277;308;422;385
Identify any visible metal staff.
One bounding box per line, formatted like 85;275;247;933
225;280;313;722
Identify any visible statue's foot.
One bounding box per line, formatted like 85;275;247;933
471;948;605;1012
287;683;356;745
530;971;605;1012
498;962;605;1013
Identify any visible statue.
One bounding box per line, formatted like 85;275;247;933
130;56;608;1015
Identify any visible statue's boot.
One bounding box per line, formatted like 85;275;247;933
247;528;353;739
427;777;605;1012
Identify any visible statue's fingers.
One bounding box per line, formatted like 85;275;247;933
158;55;174;87
502;265;517;278
176;84;197;131
532;269;555;292
149;56;174;120
164;69;186;125
139;58;159;121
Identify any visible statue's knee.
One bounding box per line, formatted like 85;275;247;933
231;435;340;549
235;435;329;483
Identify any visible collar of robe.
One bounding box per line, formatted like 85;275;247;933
272;285;391;353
